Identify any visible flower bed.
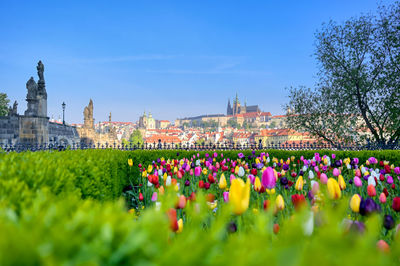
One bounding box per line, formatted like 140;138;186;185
1;149;400;264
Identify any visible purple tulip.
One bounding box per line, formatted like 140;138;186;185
394;167;400;175
185;179;190;186
387;176;394;184
238;153;244;159
248;174;255;184
262;167;276;189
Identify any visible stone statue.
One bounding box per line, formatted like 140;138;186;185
26;77;38;99
83;99;94;129
12;101;18;115
37;60;44;82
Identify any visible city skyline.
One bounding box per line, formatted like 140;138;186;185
0;0;395;123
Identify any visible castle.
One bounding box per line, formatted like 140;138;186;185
227;93;261;115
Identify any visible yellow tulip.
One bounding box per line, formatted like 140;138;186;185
202;168;208;175
177;218;183;233
350;194;361;213
128;159;133;167
267;188;276;195
327;178;341;199
142;171;147;178
219;174;227;190
255;158;260;164
147;165;153;173
338;175;346;190
163;172;167;180
235;166;240;174
254;177;261;192
229;178;250;215
275;194;285;211
295;176;303;191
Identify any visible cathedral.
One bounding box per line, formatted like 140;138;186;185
227;93;261;116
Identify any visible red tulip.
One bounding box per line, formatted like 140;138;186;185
367;185;376;197
199;180;205;188
263;199;270;211
273;223;280;234
205;182;211;190
392;197;400;212
251;169;258;176
291;194;306;210
139;192;144;201
167;208;179;232
208;174;216;184
206;193;215;202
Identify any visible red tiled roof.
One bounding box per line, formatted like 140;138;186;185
144;135;182;143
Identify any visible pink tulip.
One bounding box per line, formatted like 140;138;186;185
320;173;328;184
262;167;276;189
311;181;320;194
314;166;319;172
354;176;362;187
230;174;236;183
332;154;336;159
355;169;361;177
333;168;340;177
189;169;193;175
195;167;201;177
223;191;229;202
151;192;158;202
177;171;183;179
185;164;190;172
387;176;394;184
379;193;387;203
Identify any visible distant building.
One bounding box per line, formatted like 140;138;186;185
227;93;261;116
156;120;170;129
139;111;156;129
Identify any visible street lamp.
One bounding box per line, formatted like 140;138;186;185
62;102;66;125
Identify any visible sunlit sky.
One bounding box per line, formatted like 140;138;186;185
0;0;394;124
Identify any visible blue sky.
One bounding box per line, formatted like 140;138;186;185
0;0;394;124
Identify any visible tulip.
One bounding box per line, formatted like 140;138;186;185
275;194;285;211
238;167;245;177
248;174;255;184
273;223;280;234
308;170;314;179
387;175;394;184
128;159;133;167
392;197;400;212
383;214;395;230
139;192;144;201
254;177;262;192
263;199;270;210
223;191;229;202
320;173;328;184
219;174;227;190
338;175;346;190
327;178;341;199
311;181;319;194
229;178;250;215
199;180;205;188
177;218;183;233
151;192;158;202
167;208;179;232
295;176;304;191
165;176;172;186
379;193;386;203
177;195;186;209
354;176;362;187
333;168;340;177
195;166;201;176
377;240;390;253
350;194;361;213
367;184;376;197
368;176;376;187
230;174;236;183
262;167;276;189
